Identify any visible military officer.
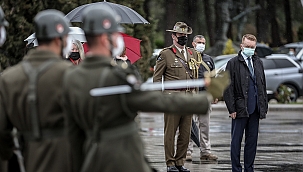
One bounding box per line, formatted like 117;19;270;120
0;9;73;172
63;6;230;172
153;22;200;172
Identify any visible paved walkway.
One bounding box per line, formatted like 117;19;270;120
138;103;303;172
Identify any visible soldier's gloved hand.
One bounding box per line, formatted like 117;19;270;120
205;71;230;100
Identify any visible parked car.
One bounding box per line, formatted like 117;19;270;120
276;42;303;66
215;54;303;102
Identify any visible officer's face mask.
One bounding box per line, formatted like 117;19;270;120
63;36;72;57
176;35;188;46
195;43;205;53
112;35;125;57
0;26;6;46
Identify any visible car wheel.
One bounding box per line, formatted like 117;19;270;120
284;84;298;102
276;84;298;103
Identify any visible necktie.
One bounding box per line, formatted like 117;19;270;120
247;57;254;76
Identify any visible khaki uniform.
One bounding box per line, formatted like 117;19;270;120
63;55;210;172
0;49;72;172
153;44;200;166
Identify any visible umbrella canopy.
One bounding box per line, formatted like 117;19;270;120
25;27;141;63
65;1;149;24
256;43;273;57
190;119;201;149
24;27;86;47
121;33;141;64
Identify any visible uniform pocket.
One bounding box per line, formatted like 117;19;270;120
170;63;182;76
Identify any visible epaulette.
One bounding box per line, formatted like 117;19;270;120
186;47;193;55
159;47;169;54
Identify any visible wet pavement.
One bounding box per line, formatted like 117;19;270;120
137;103;303;172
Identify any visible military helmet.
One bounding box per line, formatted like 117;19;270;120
82;5;124;35
34;9;71;40
0;6;9;26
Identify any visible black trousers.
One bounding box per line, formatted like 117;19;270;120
230;109;260;172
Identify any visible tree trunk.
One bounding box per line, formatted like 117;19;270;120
164;0;178;46
268;0;281;47
184;0;197;45
284;0;293;43
204;0;215;46
256;0;269;43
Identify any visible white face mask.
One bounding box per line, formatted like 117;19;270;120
63;36;72;57
195;43;205;53
0;27;6;46
112;35;125;57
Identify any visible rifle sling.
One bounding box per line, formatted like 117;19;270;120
22;59;58;140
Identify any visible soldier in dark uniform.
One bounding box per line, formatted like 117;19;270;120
63;6;228;172
0;5;9;172
153;22;200;172
0;9;73;172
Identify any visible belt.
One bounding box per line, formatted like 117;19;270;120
86;122;137;141
21;128;67;141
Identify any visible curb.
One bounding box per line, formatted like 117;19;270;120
212;103;303;112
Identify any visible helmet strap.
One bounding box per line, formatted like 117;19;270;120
60;37;64;57
107;33;114;57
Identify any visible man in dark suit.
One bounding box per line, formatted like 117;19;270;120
223;34;268;172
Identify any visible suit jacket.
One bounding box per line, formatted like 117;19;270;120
153;44;199;82
223;51;268;119
0;49;72;172
63;55;211;172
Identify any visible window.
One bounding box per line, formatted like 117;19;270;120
273;59;296;68
261;59;276;69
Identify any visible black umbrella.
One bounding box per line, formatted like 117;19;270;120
190;119;203;151
256;43;273;57
65;0;149;24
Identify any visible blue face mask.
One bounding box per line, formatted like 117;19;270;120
243;47;255;57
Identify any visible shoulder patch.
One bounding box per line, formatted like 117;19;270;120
156;55;163;61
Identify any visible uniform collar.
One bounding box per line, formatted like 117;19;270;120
171;44;187;61
24;49;62;60
81;55;114;68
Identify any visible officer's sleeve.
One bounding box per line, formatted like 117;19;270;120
0;78;14;160
153;52;166;82
223;60;235;114
126;90;211;115
210;57;215;70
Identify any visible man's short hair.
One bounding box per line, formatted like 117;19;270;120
242;34;257;43
192;35;205;42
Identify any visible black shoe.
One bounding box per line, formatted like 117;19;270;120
176;165;190;172
167;166;179;172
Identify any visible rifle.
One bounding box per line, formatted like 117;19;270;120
12;128;26;172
